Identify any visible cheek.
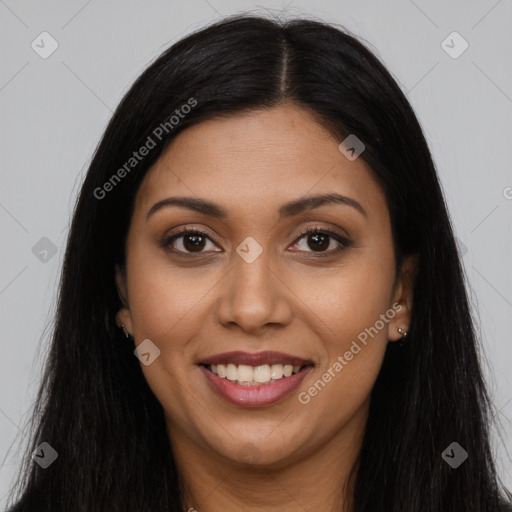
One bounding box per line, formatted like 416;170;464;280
299;249;394;397
292;274;392;451
126;246;221;341
124;247;217;425
304;250;395;344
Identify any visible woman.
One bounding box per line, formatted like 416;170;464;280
5;13;511;512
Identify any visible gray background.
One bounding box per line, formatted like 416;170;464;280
1;0;511;505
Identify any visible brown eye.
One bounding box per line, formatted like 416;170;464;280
182;233;207;252
305;232;330;252
290;228;351;256
162;229;220;255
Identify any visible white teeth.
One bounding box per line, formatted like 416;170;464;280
237;364;254;382
283;365;293;377
209;363;303;385
270;364;283;379
253;365;271;383
226;363;237;381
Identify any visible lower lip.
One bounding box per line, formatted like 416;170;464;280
199;365;313;407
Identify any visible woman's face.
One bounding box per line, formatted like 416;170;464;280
116;103;415;468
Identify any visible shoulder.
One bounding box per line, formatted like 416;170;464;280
500;502;512;512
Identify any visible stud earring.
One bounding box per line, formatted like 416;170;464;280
397;327;408;338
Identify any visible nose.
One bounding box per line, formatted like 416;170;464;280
215;249;293;335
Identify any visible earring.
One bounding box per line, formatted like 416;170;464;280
397;327;408;338
397;327;408;349
120;323;132;339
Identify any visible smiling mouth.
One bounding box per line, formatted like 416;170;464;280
201;363;313;386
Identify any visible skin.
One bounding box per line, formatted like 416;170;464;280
115;103;417;512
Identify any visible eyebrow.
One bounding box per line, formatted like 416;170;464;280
146;193;367;221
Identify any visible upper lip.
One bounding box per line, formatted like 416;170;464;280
199;350;313;367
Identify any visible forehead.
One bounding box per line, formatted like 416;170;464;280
134;103;386;222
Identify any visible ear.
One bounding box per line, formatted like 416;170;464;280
387;254;418;342
114;264;133;336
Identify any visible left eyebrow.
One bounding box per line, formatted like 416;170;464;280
278;193;367;219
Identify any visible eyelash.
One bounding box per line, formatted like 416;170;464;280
161;226;352;258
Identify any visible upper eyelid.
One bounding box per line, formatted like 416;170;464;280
295;226;350;240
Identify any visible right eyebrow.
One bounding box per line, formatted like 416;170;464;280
146;197;227;221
